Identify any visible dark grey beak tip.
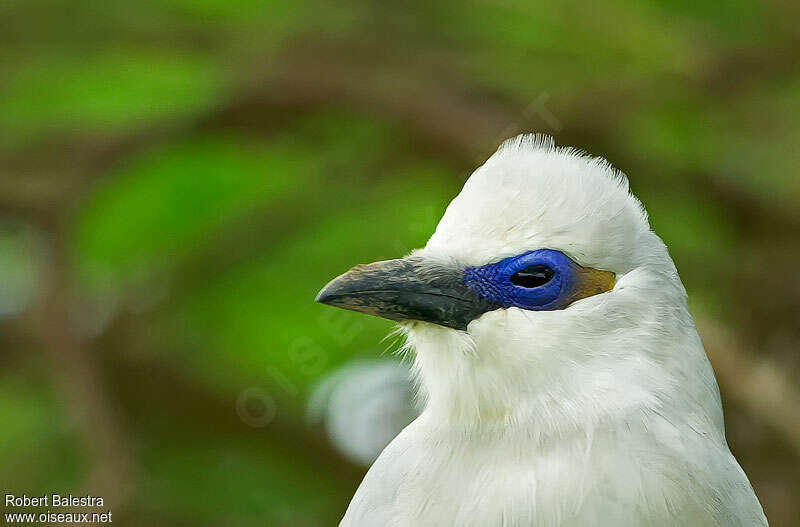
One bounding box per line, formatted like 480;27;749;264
315;287;332;305
315;278;340;305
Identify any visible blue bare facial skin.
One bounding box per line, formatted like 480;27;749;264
464;249;580;311
316;249;616;331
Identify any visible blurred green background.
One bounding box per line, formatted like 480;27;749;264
1;0;799;525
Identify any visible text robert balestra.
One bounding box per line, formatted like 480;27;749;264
5;494;105;507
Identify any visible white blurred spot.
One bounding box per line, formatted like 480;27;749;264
0;217;45;319
308;360;419;466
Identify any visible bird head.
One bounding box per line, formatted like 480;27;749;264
317;135;708;431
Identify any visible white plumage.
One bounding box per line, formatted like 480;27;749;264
338;135;767;526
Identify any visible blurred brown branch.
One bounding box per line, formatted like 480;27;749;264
33;227;133;524
701;321;800;456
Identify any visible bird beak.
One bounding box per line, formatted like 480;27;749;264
315;257;497;330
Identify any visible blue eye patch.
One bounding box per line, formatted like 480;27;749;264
462;249;615;312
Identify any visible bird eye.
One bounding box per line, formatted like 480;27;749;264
510;265;555;288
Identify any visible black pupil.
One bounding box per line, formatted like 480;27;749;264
510;265;555;288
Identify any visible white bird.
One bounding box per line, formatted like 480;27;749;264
316;134;767;527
